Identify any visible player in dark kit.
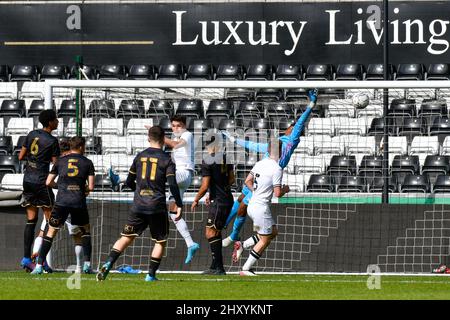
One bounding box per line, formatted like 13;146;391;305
191;134;235;275
31;136;95;274
96;126;183;282
18;110;60;272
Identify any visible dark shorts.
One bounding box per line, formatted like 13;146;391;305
49;206;90;229
22;181;55;208
207;201;233;231
121;211;169;242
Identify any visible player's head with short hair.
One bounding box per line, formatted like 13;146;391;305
39;109;58;130
268;137;282;160
69;136;86;154
170;115;187;136
59;138;71;155
148;125;165;147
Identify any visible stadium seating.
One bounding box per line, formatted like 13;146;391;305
39;65;68;80
58;99;83;118
126;118;153;135
0;136;13;155
1;173;23;190
206;100;234;119
306;174;334;192
5;118;33;136
128;65;155;80
0;65;10;82
337;175;366;192
87;99;116;118
426;63;450;80
117;100;145;119
215;65;244;80
28;100;55;118
85;136;102;155
275;65;303;80
395;63;425;80
391;155;420;186
367;175;398;193
365;64;394;80
10;65;38;81
70;65;97;80
187;118;214;132
157;64;184;80
95;118;124;136
98;65;127;80
0;100;26;117
422;155;450;186
176;99;204;118
245;65;273;80
400;174;430;193
255;89;284;101
13;136;26;154
94;174;115;192
0;155;20;173
335;64;364;81
326;155;357;182
305;64;334;80
430;117;450;136
147;100;174;118
186;64;214;80
433;175;450;193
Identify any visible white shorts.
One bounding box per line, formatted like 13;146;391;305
168;169;193;201
247;202;276;235
65;218;82;236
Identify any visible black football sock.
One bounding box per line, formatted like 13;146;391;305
24;219;37;258
149;257;162;277
37;236;53;265
209;235;224;271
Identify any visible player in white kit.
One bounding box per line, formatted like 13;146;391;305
239;139;290;276
164;115;200;264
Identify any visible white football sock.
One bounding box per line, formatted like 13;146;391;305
32;236;43;256
242;250;261;271
75;245;83;268
222;236;233;247
243;235;260;249
169;213;195;248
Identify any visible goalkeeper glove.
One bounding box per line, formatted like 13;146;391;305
308;89;318;103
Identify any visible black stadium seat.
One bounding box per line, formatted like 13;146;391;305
391;155;420;186
117;100;145;119
388;98;416;117
422;155;450;185
0;155;20;173
87;99;115;118
0;136;13;155
128;65;155;80
98;65;127;80
368;175;398;193
94;174;115;192
433;175;450;193
335;64;364;80
176;99;203;119
218;119;242;131
400;174;430;193
147;100;174;118
275;64;303;80
266;103;295;119
206;100;234;119
430;117;450;136
306;174;334;192
39;65;68;80
305;64;334;80
255;89;283;101
395;63;425;80
13;136;26;155
398;117;427;137
0;65;10;82
427;63;450;80
11;65;38;81
245;64;273;80
0;100;26;117
186;64;213;80
337;175;366;192
358;155;384;177
157;64;184;80
277;118;295;131
159;117;172;136
419;99;447;130
85;136;102;155
235;101;264;119
365;63;394;80
215;65;244;80
249;118;273;131
187;118;214;132
58;99;82;117
326;155;357;180
70;65;97;80
285;88;308;101
28;100;56;117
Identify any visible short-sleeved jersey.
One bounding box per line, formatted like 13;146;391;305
51;153;95;208
129;147;176;215
201;162;234;206
171;130;194;171
248;158;283;206
23;129;60;184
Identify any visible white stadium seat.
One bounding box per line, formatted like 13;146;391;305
347;136;376;155
0;82;17;99
19;82;45;99
87;155;112;174
5;118;33;135
327;99;354;118
306;118;334;136
1;173;24;190
66;118;94;136
95;118;124;136
382;136;408;155
101;135;130;154
335;117;373;135
126;118;154;135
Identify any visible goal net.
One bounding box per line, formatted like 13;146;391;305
45;80;450;274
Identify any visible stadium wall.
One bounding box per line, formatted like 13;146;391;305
0;1;450;64
2;203;449;273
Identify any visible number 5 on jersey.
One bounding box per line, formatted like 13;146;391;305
141;157;158;180
68;159;79;177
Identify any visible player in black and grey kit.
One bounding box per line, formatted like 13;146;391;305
18;110;60;272
31;136;95;274
96;126;183;282
191;134;235;275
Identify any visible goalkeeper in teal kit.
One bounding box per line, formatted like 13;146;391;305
221;89;318;262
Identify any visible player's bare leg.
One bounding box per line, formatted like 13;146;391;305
240;226;278;276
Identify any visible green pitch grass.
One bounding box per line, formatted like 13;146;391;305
1;272;450;300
